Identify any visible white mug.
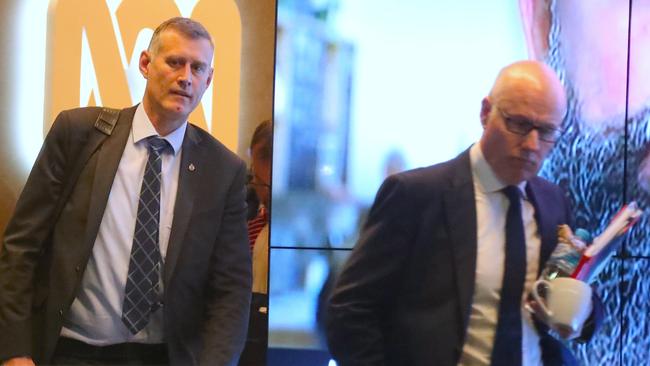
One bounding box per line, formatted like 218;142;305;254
531;277;592;333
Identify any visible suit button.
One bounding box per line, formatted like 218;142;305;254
75;265;81;273
59;309;64;316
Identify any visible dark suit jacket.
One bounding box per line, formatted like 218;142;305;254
326;149;597;366
0;106;252;366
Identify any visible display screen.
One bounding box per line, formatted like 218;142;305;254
270;1;647;365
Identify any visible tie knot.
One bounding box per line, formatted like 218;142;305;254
502;185;521;203
147;137;171;155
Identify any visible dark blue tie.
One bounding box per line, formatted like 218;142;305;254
122;137;169;335
491;185;527;366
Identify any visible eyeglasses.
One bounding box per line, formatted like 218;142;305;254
496;107;563;143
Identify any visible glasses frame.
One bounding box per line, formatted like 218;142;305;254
495;106;564;143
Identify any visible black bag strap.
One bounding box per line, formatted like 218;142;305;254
52;107;120;222
93;107;120;135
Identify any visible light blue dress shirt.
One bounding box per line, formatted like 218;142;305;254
60;103;186;345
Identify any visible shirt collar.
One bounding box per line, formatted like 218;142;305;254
469;143;527;198
132;103;187;155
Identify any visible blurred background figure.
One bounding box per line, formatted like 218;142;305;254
239;120;273;366
382;149;407;179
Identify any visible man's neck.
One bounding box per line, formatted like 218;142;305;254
141;101;186;137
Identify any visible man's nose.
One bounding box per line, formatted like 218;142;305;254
522;129;541;151
178;64;192;88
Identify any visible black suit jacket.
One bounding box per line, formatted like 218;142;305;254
0;106;252;366
326;149;596;366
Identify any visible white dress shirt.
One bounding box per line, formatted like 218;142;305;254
457;143;543;366
252;223;269;294
61;103;186;345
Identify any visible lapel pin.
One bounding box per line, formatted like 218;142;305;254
188;163;196;172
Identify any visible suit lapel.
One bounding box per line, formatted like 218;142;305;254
82;106;136;250
441;150;478;341
526;180;573;363
525;180;557;274
164;125;203;285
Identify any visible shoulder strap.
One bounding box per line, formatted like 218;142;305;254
94;107;120;135
52;107;121;222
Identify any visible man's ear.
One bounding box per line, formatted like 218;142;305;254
206;67;214;88
519;0;552;61
480;97;492;128
139;50;151;78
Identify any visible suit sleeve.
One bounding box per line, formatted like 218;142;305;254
326;174;417;366
0;111;73;360
199;161;252;366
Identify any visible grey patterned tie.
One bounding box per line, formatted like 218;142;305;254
122;136;169;335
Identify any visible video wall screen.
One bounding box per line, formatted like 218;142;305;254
270;1;643;365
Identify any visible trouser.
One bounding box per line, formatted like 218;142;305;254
50;337;169;366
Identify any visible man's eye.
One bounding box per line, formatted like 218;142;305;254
168;59;182;67
539;127;554;136
514;119;534;130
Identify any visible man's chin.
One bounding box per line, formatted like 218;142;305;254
510;160;540;178
162;102;193;119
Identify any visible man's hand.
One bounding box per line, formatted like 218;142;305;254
2;357;36;366
526;299;584;340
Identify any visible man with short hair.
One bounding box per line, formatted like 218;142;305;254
326;61;601;365
0;17;251;366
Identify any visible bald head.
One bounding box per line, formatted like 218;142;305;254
488;60;567;123
479;61;567;185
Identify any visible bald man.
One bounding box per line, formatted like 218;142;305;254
326;61;601;366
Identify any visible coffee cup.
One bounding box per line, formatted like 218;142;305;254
531;277;592;334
